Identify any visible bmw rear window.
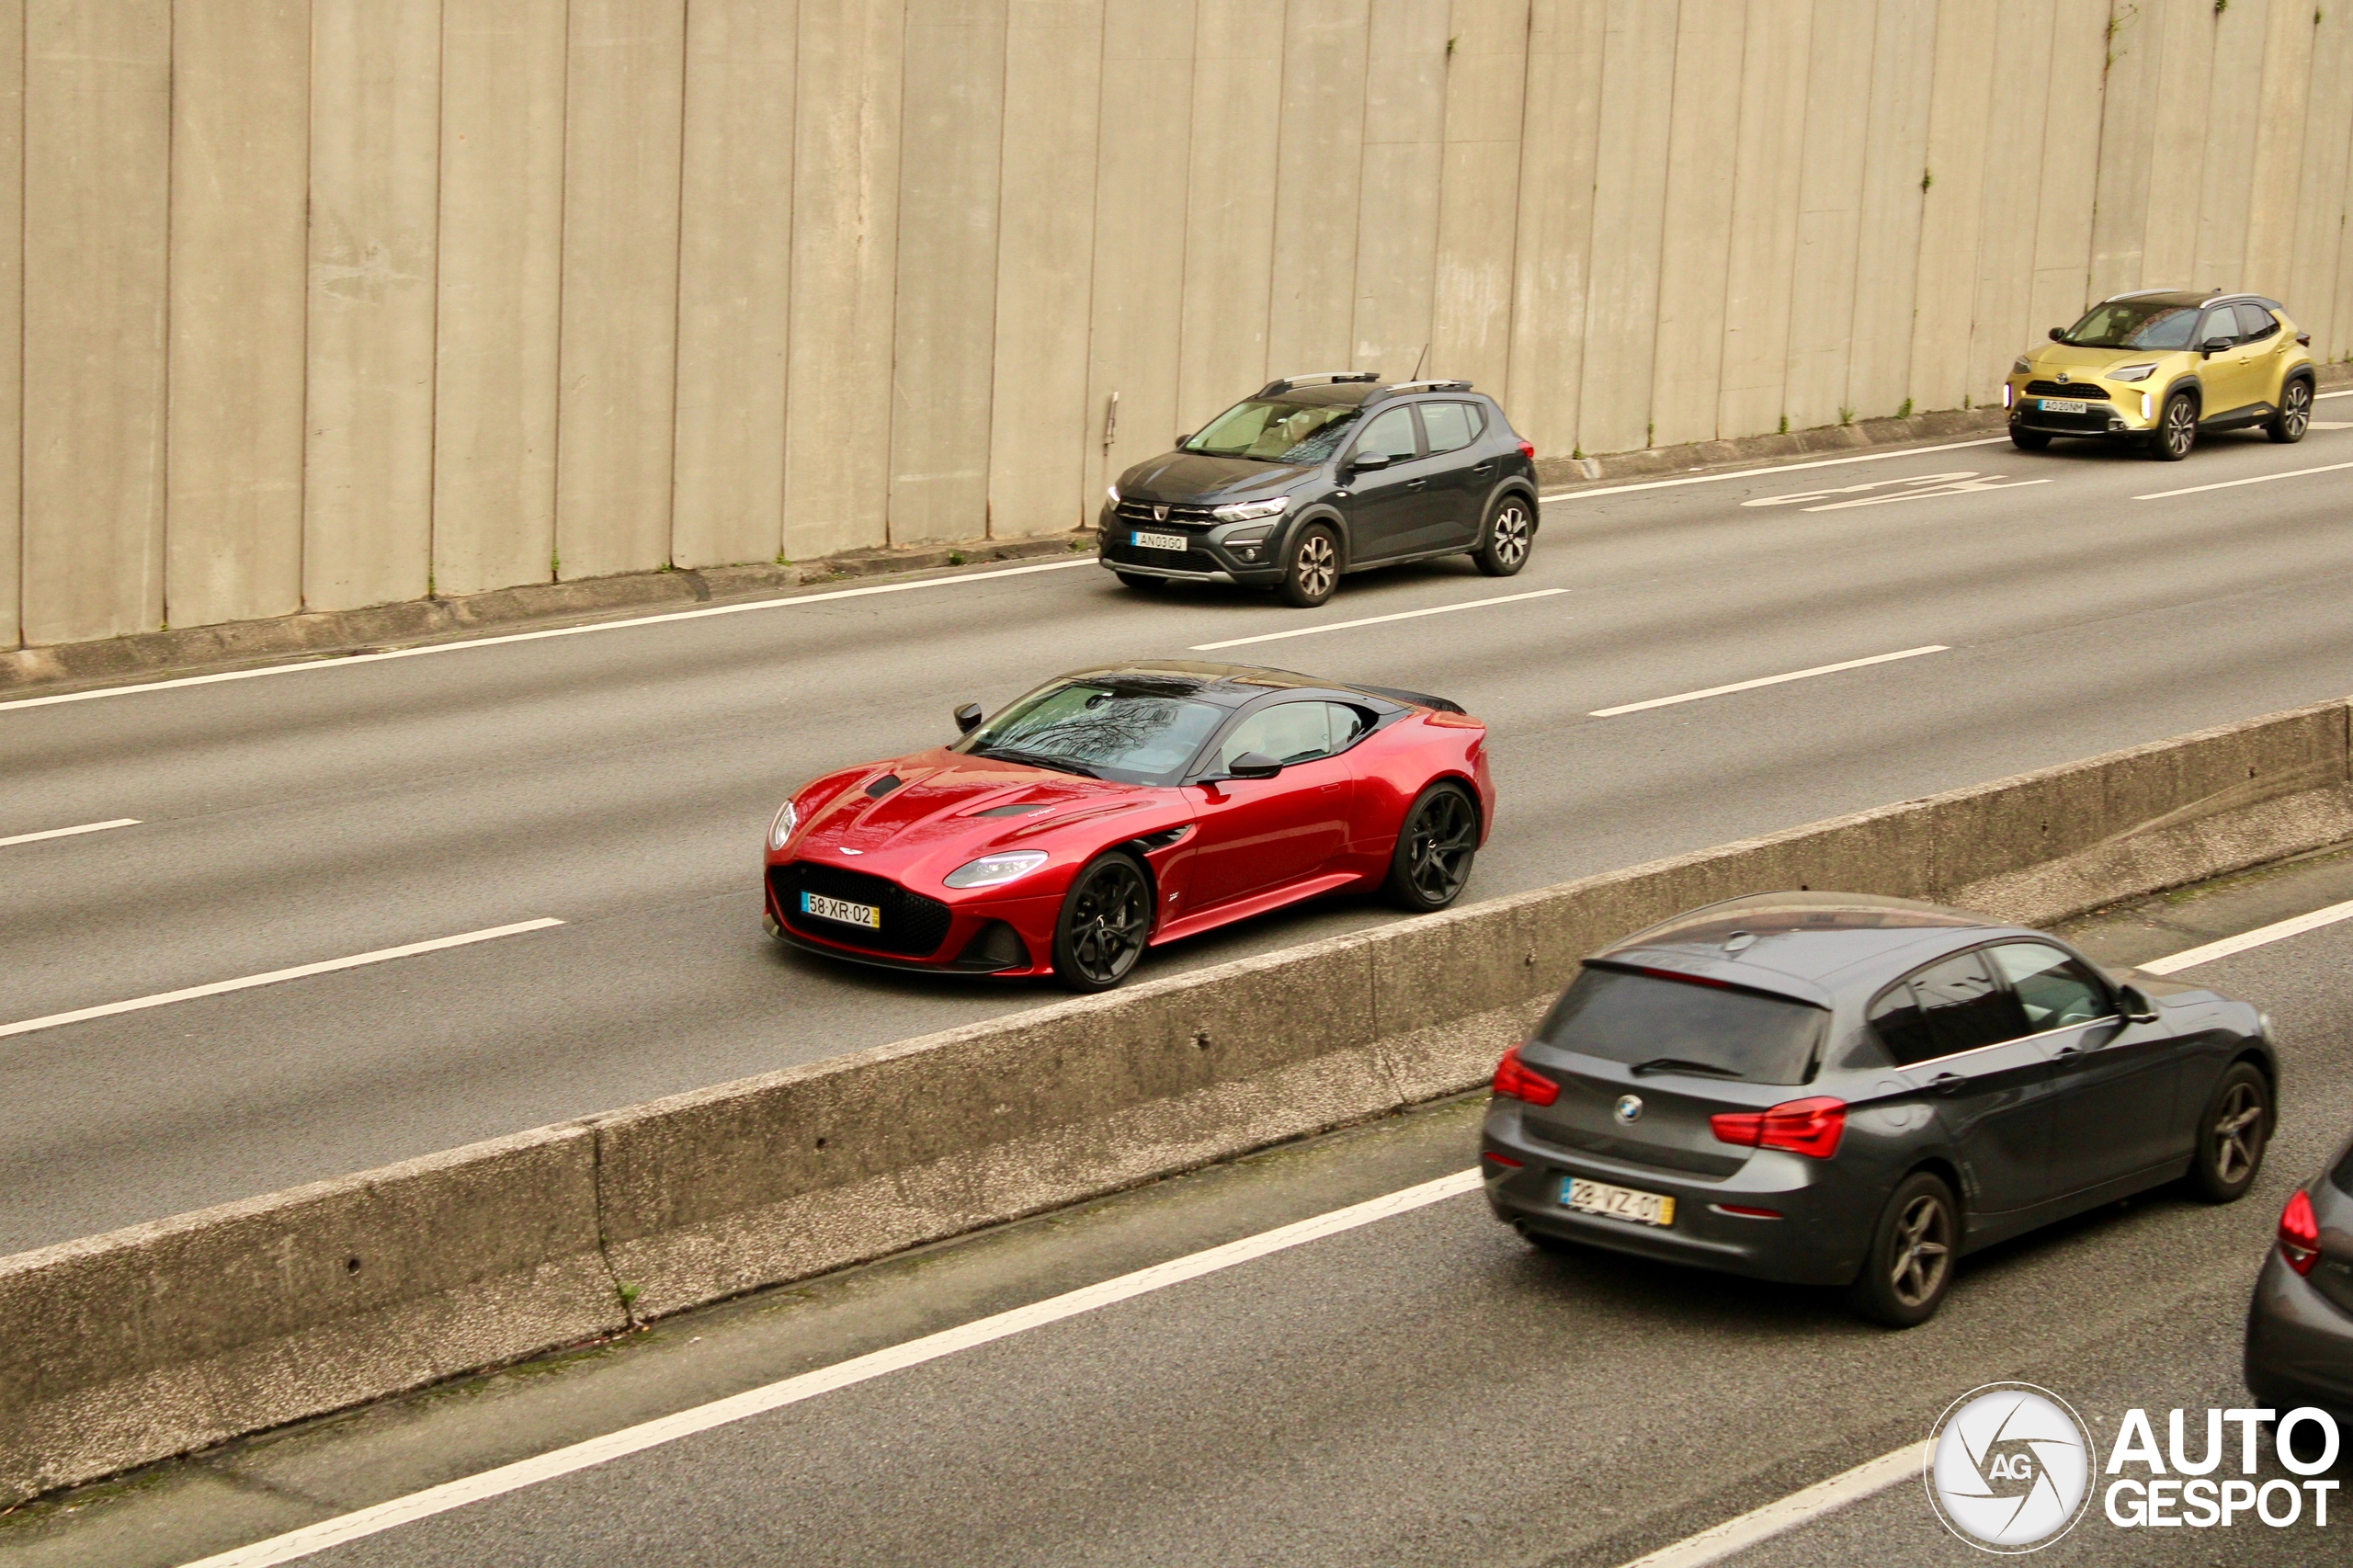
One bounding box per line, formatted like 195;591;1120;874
1532;964;1829;1086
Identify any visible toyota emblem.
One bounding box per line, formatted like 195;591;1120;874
1613;1094;1643;1125
2055;369;2071;384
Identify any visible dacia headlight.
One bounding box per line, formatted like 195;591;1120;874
1211;495;1290;523
2012;356;2032;374
944;849;1050;890
1106;483;1120;505
766;800;799;852
2109;362;2157;382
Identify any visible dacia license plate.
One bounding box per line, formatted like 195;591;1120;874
2039;397;2088;415
1564;1176;1675;1228
801;891;881;930
1130;529;1187;551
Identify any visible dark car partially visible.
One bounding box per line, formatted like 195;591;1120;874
2245;1128;2353;1426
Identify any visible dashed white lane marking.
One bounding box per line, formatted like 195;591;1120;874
0;559;1100;715
1589;646;1949;718
2134;458;2353;500
0;919;564;1042
1188;587;1567;652
1614;1442;1933;1568
2138;895;2353;974
176;1168;1484;1568
1536;437;2012;504
0;817;140;848
1739;472;2048;512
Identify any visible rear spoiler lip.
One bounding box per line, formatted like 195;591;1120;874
1347;682;1466;715
1582;953;1835;1010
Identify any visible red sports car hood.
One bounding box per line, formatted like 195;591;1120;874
791;748;1169;863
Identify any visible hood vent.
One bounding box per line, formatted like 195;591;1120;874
974;802;1048;816
864;774;902;800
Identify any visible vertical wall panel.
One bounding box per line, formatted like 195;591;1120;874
1428;0;1531;397
987;0;1104;538
2021;2;2106;347
1504;0;1606;454
1905;0;1995;414
2289;11;2353;355
2142;0;2213;289
1645;0;1745;449
672;0;795;569
785;0;905;557
1962;1;2053;403
21;2;168;646
1351;0;1449;378
889;0;1006;545
2088;0;2164;299
1174;0;1283;433
307;0;439;614
2243;0;2314;297
1266;0;1370;376
435;0;567;597
2194;0;2269;289
1574;0;1677;455
1780;0;1876;432
1845;0;1935;419
1715;0;1812;438
0;3;23;648
556;0;687;579
1086;0;1194;499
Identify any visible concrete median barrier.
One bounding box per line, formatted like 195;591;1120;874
6;699;2350;1502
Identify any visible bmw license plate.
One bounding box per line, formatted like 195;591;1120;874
1564;1176;1676;1228
2039;397;2088;415
801;891;881;930
1130;529;1187;551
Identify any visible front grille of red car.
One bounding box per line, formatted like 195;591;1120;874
770;862;955;958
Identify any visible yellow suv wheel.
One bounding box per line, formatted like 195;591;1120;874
2268;380;2312;444
2152;391;2198;461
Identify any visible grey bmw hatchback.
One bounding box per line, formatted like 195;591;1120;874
1483;893;2278;1325
2245;1125;2353;1427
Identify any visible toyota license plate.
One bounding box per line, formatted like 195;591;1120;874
1130;529;1187;551
801;891;881;930
1564;1176;1675;1228
2039;397;2088;415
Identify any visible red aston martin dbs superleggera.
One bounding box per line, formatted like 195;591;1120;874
762;661;1495;991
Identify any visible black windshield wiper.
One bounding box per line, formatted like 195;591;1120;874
975;746;1100;778
1630;1057;1746;1080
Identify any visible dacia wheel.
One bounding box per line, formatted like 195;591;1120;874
2151;390;2199;460
1472;495;1536;577
1848;1171;1958;1327
1279;522;1340;608
2185;1062;2271;1202
2268;378;2313;444
1383;782;1478;912
2009;426;2051;451
1051;850;1152;993
1113;571;1168;591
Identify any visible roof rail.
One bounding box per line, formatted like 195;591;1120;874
1256;370;1381;397
1366;379;1473;403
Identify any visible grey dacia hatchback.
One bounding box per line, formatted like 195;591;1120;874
1098;372;1540;608
1483;892;2278;1325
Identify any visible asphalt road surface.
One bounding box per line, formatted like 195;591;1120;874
6;413;2353;1252
6;838;2349;1568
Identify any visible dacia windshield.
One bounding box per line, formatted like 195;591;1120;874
1182;399;1362;463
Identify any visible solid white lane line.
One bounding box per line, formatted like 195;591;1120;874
2319;388;2353;399
1589;646;1949;719
0;919;564;1042
2133;459;2353;500
0;558;1099;715
2139;896;2353;974
1536;437;2011;504
0;817;140;848
1188;588;1567;652
1615;1442;1930;1568
177;1167;1483;1568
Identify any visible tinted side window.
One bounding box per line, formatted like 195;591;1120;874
1869;983;1938;1066
1217;702;1336;767
1986;942;2112;1031
1420;402;1477;454
1356;405;1419;462
2234;302;2280;342
1326;702;1372;751
1911;950;2030;1055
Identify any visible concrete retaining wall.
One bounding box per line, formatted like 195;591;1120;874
5;698;2350;1501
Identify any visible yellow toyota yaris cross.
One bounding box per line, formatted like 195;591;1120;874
2005;290;2318;461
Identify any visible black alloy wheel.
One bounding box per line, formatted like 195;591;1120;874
1279;524;1339;608
2151;391;2198;460
1051;850;1152;992
2186;1062;2271;1202
1473;497;1535;576
1848;1171;1958;1327
1114;571;1168;590
2008;426;2051;451
2268;378;2312;444
1383;783;1478;912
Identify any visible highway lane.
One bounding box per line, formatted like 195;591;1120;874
5;417;2353;1251
6;847;2348;1568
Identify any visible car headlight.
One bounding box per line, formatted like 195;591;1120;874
943;849;1050;890
2109;362;2156;382
2012;357;2032;374
1211;495;1290;522
1106;483;1120;505
766;800;799;852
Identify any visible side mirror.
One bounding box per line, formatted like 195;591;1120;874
2201;336;2234;357
1173;433;1190;447
2048;326;2066;341
953;701;983;735
2117;983;2160;1025
1227;751;1283;780
1349;450;1392;472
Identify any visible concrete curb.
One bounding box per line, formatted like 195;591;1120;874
4;699;2349;1502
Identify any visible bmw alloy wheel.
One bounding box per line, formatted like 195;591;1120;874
2210;1079;2265;1185
1889;1191;1953;1310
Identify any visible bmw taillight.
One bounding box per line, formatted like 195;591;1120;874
2279;1189;2321;1277
1492;1046;1559;1107
1710;1096;1847;1159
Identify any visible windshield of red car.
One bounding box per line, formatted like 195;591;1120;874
957;679;1228;786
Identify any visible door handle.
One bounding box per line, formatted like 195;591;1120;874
2052;1043;2083;1057
1471;460;1494;474
1930;1073;1965;1095
1405;478;1427;490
